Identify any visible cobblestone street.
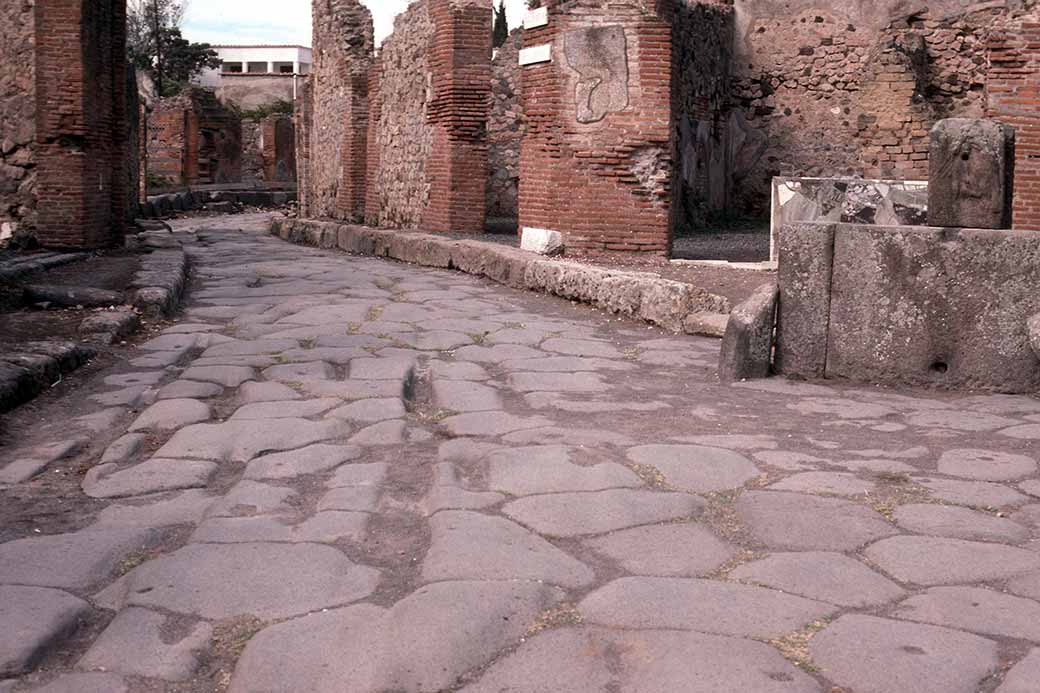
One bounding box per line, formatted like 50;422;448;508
3;214;1040;692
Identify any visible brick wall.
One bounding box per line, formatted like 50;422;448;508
242;119;264;182
363;59;383;226
34;0;128;248
147;88;242;188
986;7;1040;230
296;77;313;212
0;0;37;243
488;28;522;219
520;0;675;255
309;0;373;220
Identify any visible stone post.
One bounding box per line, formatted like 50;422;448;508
928;118;1015;229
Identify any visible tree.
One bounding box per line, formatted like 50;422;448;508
493;0;509;49
127;0;218;97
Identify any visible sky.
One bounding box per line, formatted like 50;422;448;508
182;0;528;47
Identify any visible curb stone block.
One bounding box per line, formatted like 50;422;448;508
718;282;779;382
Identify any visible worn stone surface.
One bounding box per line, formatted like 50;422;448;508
775;222;835;378
718;282;777;382
585;524;736;577
503;490;704;537
0;528;158;591
78;607;212;681
894;586;1040;641
0;586;90;676
627;445;760;493
865;536;1040;585
892;504;1030;543
83;459;218;499
737;491;897;551
731;552;905;608
998;649;1040;693
929;118;1015;229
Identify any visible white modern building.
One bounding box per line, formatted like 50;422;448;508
195;45;312;109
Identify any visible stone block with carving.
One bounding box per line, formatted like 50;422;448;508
928;118;1015;229
563;26;629;124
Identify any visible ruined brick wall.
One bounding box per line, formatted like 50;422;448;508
488;28;523;219
309;0;373;220
0;0;37;242
987;6;1040;230
35;0;128;248
242;119;265;182
125;65;142;219
296;78;313;211
148;89;242;187
264;116;297;182
520;0;675;254
148;102;188;185
363;59;383;225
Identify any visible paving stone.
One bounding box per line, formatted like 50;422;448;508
326;397;406;423
736;491;898;551
0;528;159;590
892;504;1030;543
508;371;610;393
501;426;635;447
83;459;217;499
156;380;224;400
0;438;89;484
180;365;256;387
918;477;1030;508
243;444;362;480
768;471;877;496
429;361;490;380
78;607;211;681
894;586;1040;641
626;445;761;493
155;418;347;462
864;536;1040;585
128;399;212;432
328;462;389;488
1021;480;1040;498
731;552;906;608
318;485;381;513
454;344;544;363
579;577;835;638
26;673;129;693
997;648;1040;693
0;586;91;676
90;385;155;408
349;419;407;446
906;409;1020;431
191;512;369;544
789;397;898;419
501;355;635;372
1001;424;1040;440
138;333;199;351
104;372;163;388
206;481;298;518
463;627;820;693
230;398;340;420
585;523;736;577
936;448;1037;481
674;434;779;450
301;379;403;400
229;581;563;693
118;543;380;619
432;380;503;412
503;489;704;537
831;457;918;473
442;411;552;437
347;357;415;381
235;380;301;403
91;490;216;529
810;614;998;693
487;445;641;495
423;511;594;588
542;337;622;358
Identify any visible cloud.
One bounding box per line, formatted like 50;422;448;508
182;0;530;47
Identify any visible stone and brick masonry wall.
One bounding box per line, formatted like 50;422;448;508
147;89;242;188
0;0;37;243
488;28;523;220
243;116;297;183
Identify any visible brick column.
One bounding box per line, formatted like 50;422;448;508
296;78;313;214
34;0;128;248
422;0;492;233
364;58;383;226
519;1;674;255
333;71;369;222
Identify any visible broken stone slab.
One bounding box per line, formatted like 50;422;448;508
929;118;1015;229
78;607;212;681
682;311;729;337
22;284;122;308
718;282;777;382
83;458;218;499
79;308;140;344
0;438;88;485
0;585;91;676
520;227;564;256
128;398;212;432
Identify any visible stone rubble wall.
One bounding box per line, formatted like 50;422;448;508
0;0;37;244
242;120;264;183
147;89;242;188
295;78;313;214
242;116;296;184
488;28;523;220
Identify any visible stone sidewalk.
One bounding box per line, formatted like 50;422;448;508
2;214;1040;692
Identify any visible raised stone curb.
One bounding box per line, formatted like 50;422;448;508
718;282;778;382
79;308;141;345
0;252;88;284
129;247;189;319
0;341;97;414
272;219;731;334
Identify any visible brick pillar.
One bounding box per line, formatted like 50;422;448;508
422;0;492;233
364;58;383;226
184;109;201;184
987;11;1040;230
519;1;674;255
34;0;128;249
333;71;369;222
296;77;313;214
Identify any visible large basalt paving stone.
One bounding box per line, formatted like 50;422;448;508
349;420;407;446
0;586;90;676
502;426;635;447
91;490;216;529
442;412;552;437
349;357;415;381
230;398;341;420
736;491;897;551
462;627;820;693
262;361;336;382
180;365;256;387
864;536;1040;585
997;648;1040;693
83;459;217;499
542;338;623;358
78;607;212;681
918;477;1030;508
579;577;835;638
487;446;641;495
0;528;159;591
500;355;635;372
154;418;348;462
24;673;129;693
117;543;380;619
157;380;223;400
892;504;1030;543
328;398;407;422
507;372;610;393
205;481;298;518
503;490;704;537
768;471;876;496
936;448;1037;481
730;552;905;608
243;444;362;480
432;381;503;412
229;581;563;693
626;445;760;493
584;523;736;577
235;381;300;403
810;614;998;693
422;511;594;588
191;512;369;544
893;586;1040;641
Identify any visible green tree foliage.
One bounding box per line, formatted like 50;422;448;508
127;0;220;97
493;0;509;49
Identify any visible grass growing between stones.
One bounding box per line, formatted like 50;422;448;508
525;603;583;638
764;619;831;673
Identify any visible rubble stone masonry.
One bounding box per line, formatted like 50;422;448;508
0;0;37;243
488;29;523;219
244;116;297;183
148;89;242;187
